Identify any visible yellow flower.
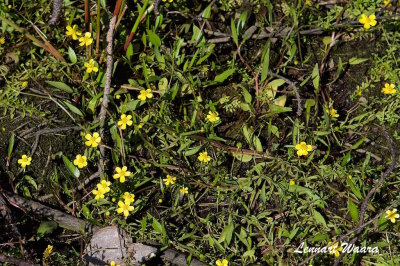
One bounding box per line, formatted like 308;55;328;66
18;154;32;168
198;151;211;163
84;59;99;73
180;186;188;195
289;179;295;186
117;114;133;130
138;123;144;129
305;0;311;6
328;108;339;118
385;209;399;223
97;180;111;193
79;32;93;46
206;111;220;123
110;261;120;266
384;0;392;7
381;83;396;94
43;245;53;260
359;14;377;30
22;81;28;88
138;89;153;101
65;25;82;40
163;175;176;186
122;192;135;204
85;132;101;148
328;242;343;257
162;0;173;2
348;175;352;179
295;142;313;157
117;200;134;217
92;188;106;200
0;37;5;45
73;154;87;168
216;259;228;266
113;166;131;183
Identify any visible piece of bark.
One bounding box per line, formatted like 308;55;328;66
49;0;63;27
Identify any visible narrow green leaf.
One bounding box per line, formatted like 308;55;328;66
214;68;235;83
46;81;74;94
347;199;359;223
68;47;77;64
8;132;14;157
62;155;80;178
231;18;238;46
147;30;161;47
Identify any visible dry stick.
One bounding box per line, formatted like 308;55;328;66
269;72;303;117
48;0;63;27
84;0;90;32
30;126;81;156
332;125;397;266
98;0;121;174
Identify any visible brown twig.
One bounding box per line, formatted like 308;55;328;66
98;0;122;174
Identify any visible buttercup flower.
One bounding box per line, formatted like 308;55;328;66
180;186;188;195
163;175;176;186
18;154;32;168
43;245;53;260
138;89;153;101
328;242;343;257
85;132;101;148
359;14;377;29
117;200;134;217
122;192;135;204
97;180;111;193
117;114;133;130
79;32;93;46
216;259;228;266
84;59;99;73
206;111;220;123
162;0;173;2
385;209;399;223
110;262;120;266
0;37;5;45
113;166;131;183
65;25;81;40
198;151;211;163
295;142;313;156
328;108;339;118
22;81;28;88
73;154;87;168
289;179;295;186
92;188;106;200
384;0;391;7
381;83;396;95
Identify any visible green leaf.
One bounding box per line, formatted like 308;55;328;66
126;43;133;61
8;132;14;157
261;41;270;83
147;30;161;47
184;145;202;156
242;86;252;104
63;101;83;116
62;155;80;178
158;77;168;95
349;57;368;65
231;18;238;46
313;209;327;228
253;136;263;152
202;4;211;19
37;221;58;238
232;152;253;162
218;222;234;245
46;81;74;94
347;199;359;223
214;68;235;83
68;47;77;64
312;63;320;93
347;179;362;199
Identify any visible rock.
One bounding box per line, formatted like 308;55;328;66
84;226;131;265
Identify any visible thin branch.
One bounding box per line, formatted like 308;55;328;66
48;0;63;27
